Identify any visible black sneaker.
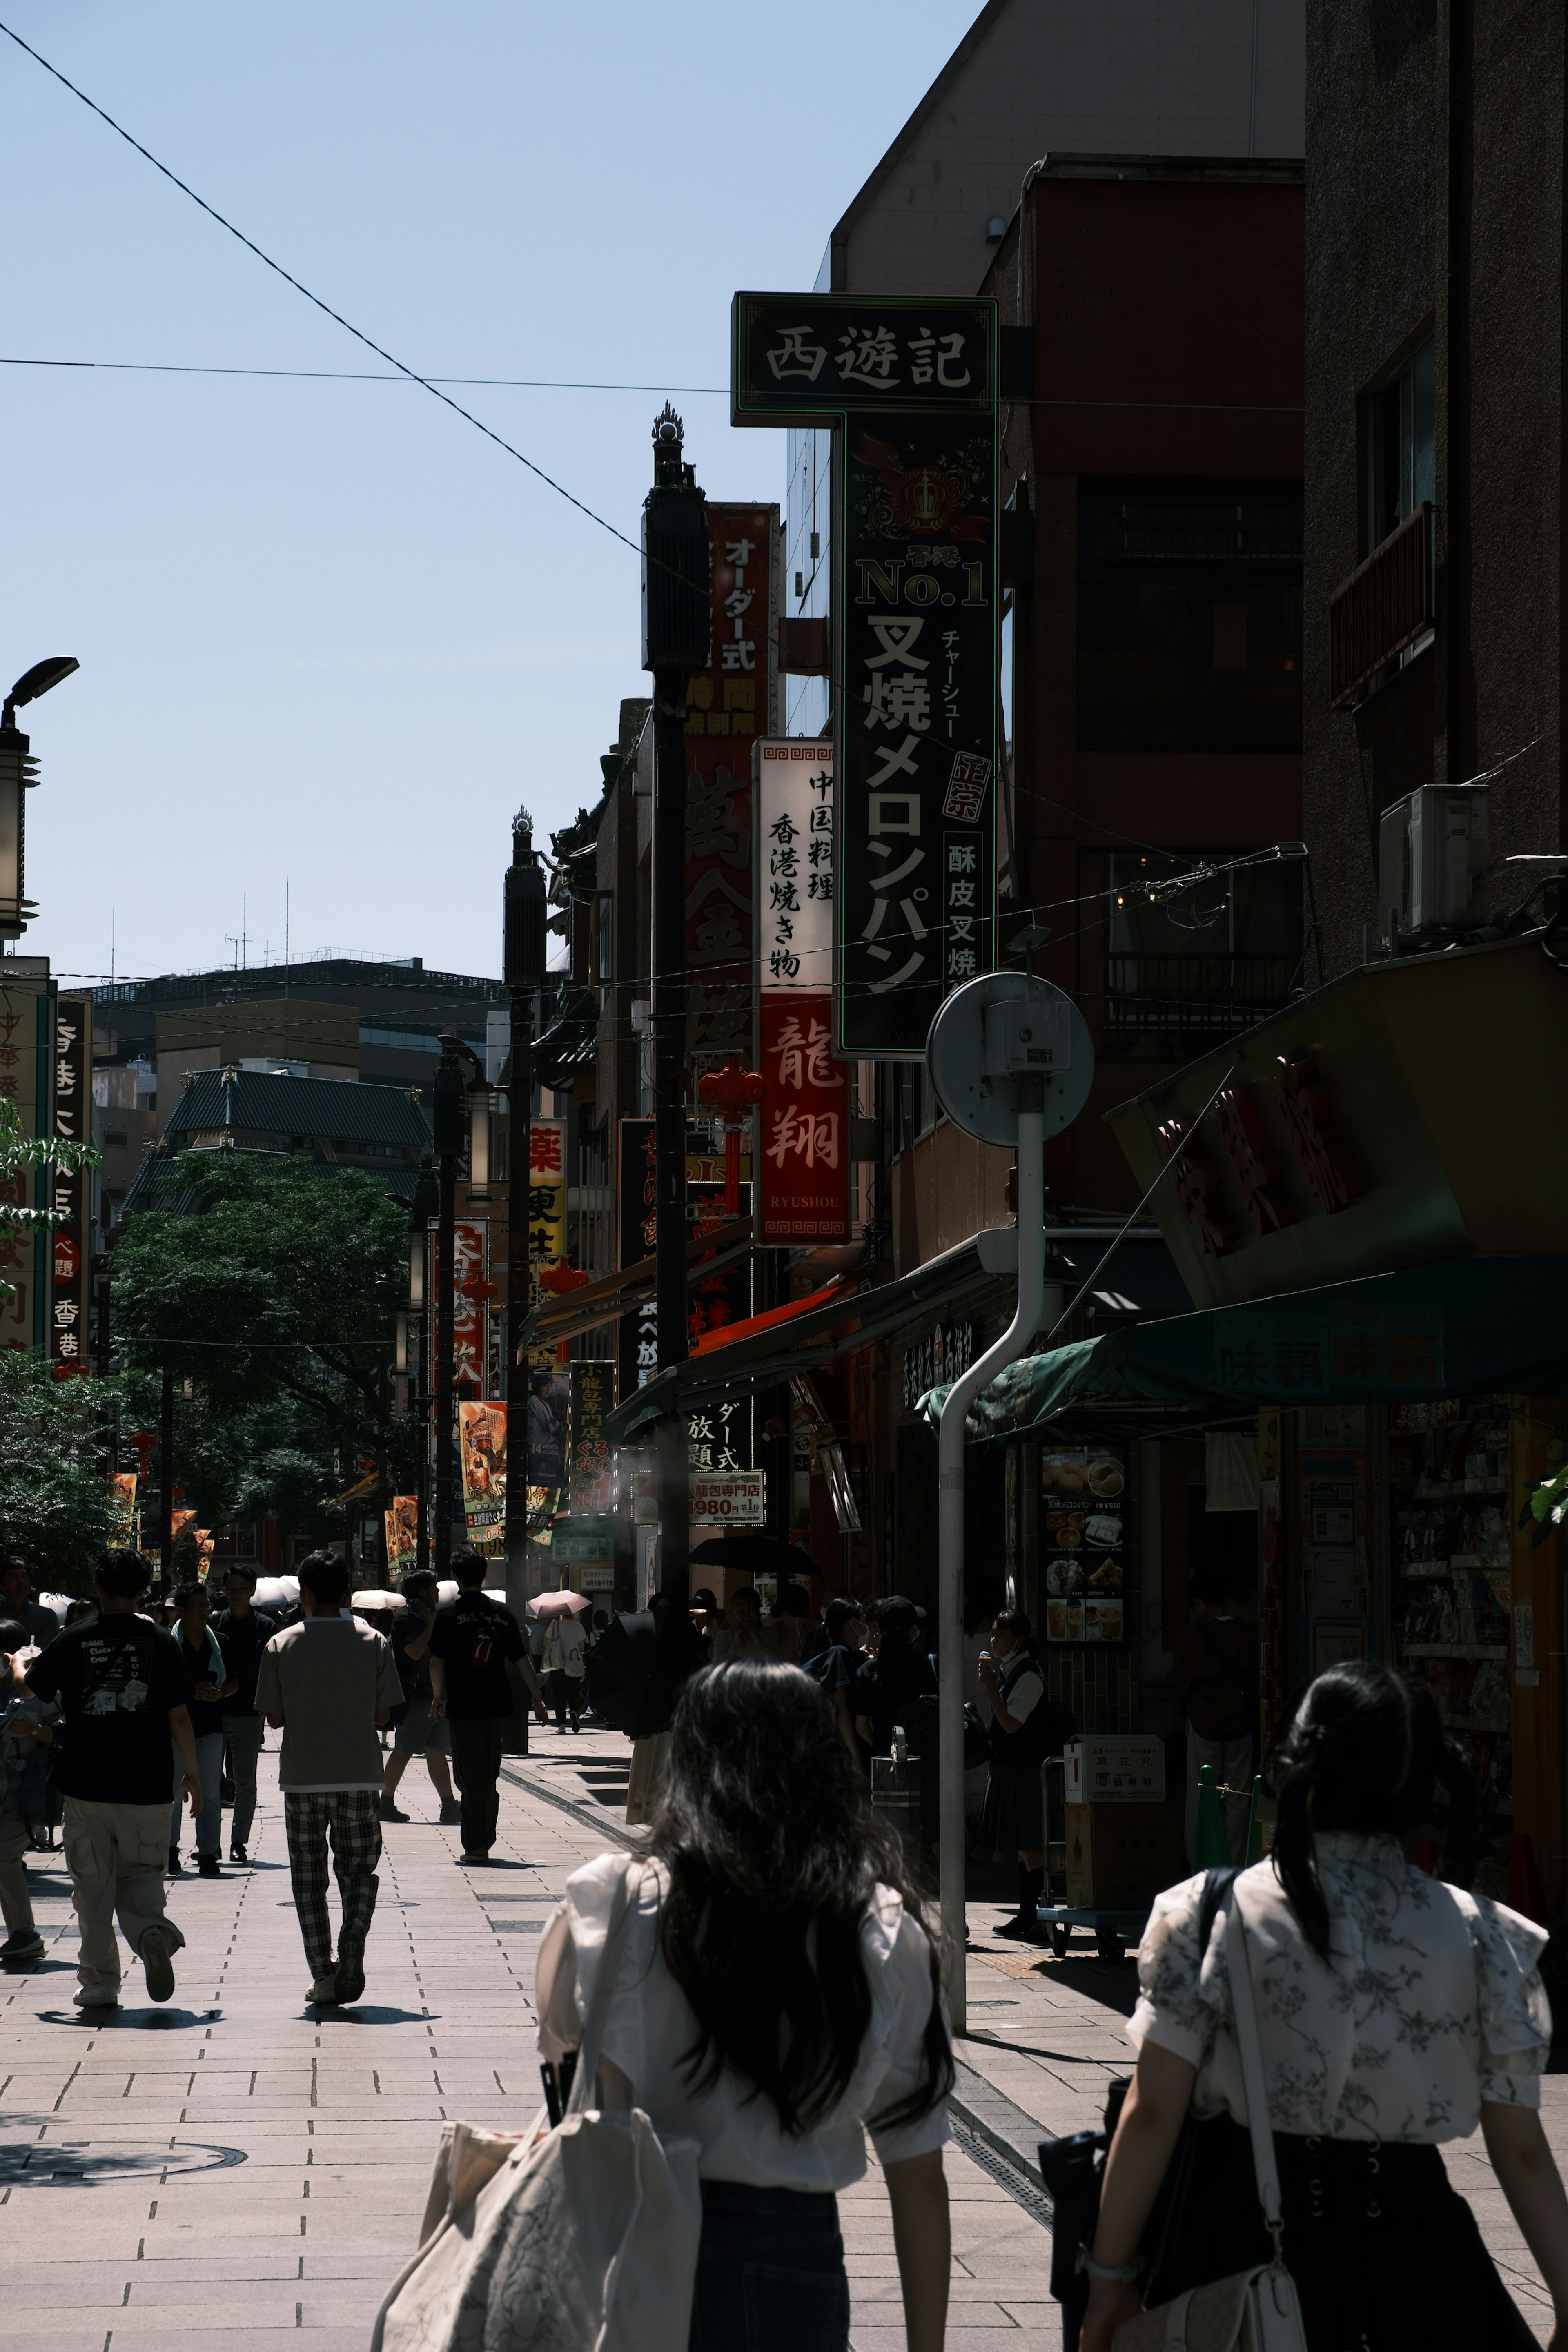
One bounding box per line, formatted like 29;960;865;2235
993;1914;1041;1941
335;1963;365;2004
1;1929;45;1964
229;1843;248;1865
167;1847;183;1875
198;1856;223;1878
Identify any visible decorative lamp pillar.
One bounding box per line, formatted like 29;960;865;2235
698;1056;766;1216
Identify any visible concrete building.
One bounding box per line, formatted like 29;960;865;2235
785;0;1307;732
1302;0;1566;974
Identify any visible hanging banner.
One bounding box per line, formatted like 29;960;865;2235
569;1361;614;1510
616;1119;753;1401
0;970;46;1354
525;1367;569;1488
524;1118;568;1370
729;294;998;1057
458;1399;508;1547
755;737;849;1243
51;994;93;1376
452;1221;487;1392
386;1494;418;1574
684;501;780;1062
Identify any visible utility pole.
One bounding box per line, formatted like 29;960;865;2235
641;405;708;1604
431;1045;463;1577
159;1364;174;1589
409;1155;437;1577
503;809;546;1612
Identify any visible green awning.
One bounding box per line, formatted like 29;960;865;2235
922;1256;1568;1441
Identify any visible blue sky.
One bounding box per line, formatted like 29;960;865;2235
2;0;978;988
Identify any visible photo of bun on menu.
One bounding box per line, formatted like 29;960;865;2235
1041;1447;1125;1643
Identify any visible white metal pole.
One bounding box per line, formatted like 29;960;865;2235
937;1089;1045;2035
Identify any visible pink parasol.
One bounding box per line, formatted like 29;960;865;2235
526;1590;592;1619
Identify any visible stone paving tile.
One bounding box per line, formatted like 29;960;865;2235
9;1722;1555;2348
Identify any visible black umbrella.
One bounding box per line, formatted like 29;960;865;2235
689;1533;824;1579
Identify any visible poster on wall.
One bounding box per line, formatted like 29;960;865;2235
526;1368;569;1489
1040;1447;1127;1643
385;1494;417;1574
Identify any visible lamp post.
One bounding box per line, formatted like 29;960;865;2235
431;1045;464;1577
408;1154;437;1576
503;812;546;1604
0;656;78;942
642;405;709;1604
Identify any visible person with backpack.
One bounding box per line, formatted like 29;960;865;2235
1171;1566;1259;1865
1077;1660;1568;2352
977;1608;1071;1940
534;1659;955;2350
427;1551;546;1865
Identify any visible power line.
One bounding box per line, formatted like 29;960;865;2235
0;354;729;395
0;18;642;559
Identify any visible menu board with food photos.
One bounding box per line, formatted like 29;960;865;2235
1041;1447;1126;1643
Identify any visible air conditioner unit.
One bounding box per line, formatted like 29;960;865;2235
1378;784;1488;947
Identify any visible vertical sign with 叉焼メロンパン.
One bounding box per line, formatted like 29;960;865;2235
684;503;780;1067
51;995;92;1377
730;294;997;1058
754;740;848;1243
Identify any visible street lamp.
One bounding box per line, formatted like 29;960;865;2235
0;655;78;942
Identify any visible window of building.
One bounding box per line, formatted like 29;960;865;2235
1365;335;1434;554
1089;848;1303;1059
1076;480;1303;755
104;1129;128;1149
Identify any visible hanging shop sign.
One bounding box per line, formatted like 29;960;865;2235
50;993;93;1377
731;294;998;1058
901;1319;975;1412
754;739;849;1243
523;1119;568;1370
451;1221;488;1392
684;502;780;1062
1040;1446;1127;1645
459;1399;508;1548
525;1368;568;1490
385;1494;418;1574
569;1361;614;1511
615;1118;753;1401
107;1471;137;1541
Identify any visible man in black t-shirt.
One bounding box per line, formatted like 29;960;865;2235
428;1552;545;1864
25;1549;200;2009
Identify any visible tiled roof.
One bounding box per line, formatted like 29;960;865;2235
165;1069;432;1149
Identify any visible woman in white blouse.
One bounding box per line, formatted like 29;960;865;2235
536;1657;953;2351
1082;1661;1568;2351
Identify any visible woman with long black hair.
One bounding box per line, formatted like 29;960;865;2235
1080;1660;1568;2350
535;1658;954;2351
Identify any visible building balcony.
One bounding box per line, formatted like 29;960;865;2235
1327;502;1434;709
1101;952;1300;1058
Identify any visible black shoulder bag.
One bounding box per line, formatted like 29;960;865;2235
1038;1866;1238;2352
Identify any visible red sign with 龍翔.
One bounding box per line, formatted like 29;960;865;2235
757;993;849;1244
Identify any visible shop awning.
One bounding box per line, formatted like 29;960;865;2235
530;1218;754;1350
602;1223;1023;1445
922;1256;1568;1441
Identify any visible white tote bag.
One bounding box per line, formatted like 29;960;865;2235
371;1861;702;2352
1114;1894;1307;2352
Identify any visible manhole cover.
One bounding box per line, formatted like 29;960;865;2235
0;2138;247;2184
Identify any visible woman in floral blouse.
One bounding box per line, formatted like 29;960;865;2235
1082;1661;1568;2350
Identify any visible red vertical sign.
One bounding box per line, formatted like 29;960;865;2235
684;502;778;1062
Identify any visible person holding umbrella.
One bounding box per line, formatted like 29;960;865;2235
532;1591;590;1735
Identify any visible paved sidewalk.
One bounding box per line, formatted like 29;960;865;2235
2;1720;1557;2347
0;1726;1054;2350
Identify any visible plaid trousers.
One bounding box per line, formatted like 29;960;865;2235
283;1789;382;1981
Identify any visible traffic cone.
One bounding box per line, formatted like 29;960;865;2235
1194;1762;1230;1869
1244;1776;1265;1866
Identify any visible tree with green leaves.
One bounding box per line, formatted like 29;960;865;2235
110;1154;413;1555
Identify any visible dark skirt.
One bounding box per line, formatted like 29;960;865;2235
688;2180;849;2352
981;1759;1044;1858
1146;2114;1535;2351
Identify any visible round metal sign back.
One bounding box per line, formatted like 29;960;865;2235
925;971;1095;1148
